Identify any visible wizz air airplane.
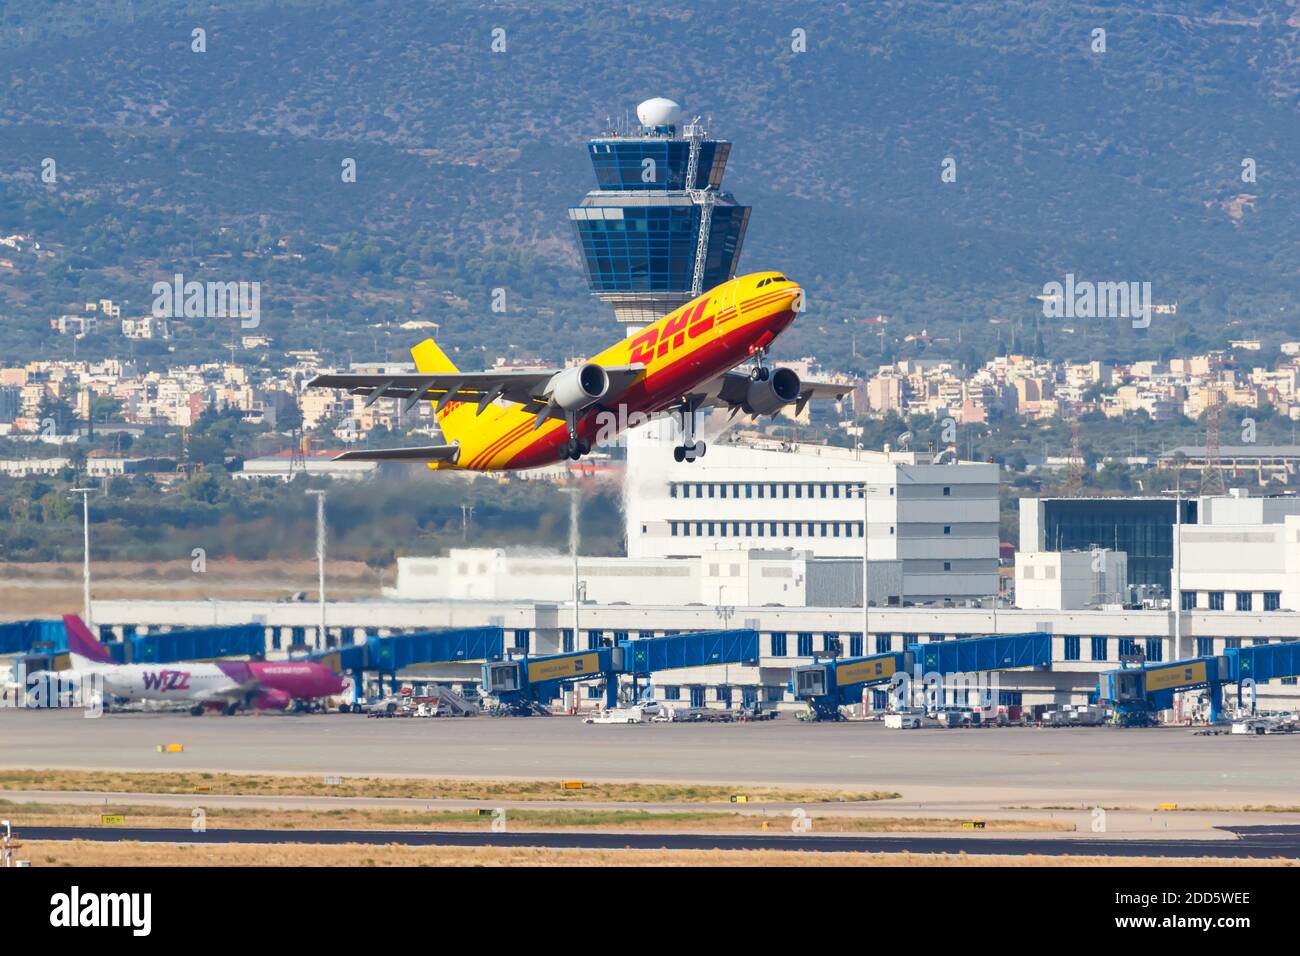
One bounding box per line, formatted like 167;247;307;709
64;615;349;715
308;272;850;467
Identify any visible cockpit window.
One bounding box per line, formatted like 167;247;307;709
757;277;771;287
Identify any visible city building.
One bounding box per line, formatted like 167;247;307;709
626;434;1000;602
1175;491;1300;612
1157;445;1300;485
1015;549;1129;610
1020;496;1196;600
388;547;903;608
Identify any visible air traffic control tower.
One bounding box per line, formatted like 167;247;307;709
569;97;751;334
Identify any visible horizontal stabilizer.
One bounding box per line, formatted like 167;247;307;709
333;444;460;463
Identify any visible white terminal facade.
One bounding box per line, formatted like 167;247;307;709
622;432;1000;603
77;427;1300;714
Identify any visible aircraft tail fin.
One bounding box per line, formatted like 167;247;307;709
63;614;115;669
411;338;459;376
411;338;475;452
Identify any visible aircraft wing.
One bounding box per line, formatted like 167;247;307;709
307;365;646;419
698;370;854;417
332;444;461;463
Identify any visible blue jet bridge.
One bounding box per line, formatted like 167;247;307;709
793;633;1052;721
483;629;760;713
1099;642;1300;724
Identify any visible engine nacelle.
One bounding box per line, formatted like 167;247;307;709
744;367;802;416
253;688;293;711
546;363;609;411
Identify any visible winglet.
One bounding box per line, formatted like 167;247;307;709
63;614;115;667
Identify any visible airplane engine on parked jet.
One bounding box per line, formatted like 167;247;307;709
253;688;293;711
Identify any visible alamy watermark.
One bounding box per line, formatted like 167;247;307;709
3;671;104;717
1041;273;1151;329
152;273;260;328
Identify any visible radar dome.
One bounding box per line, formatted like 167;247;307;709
636;97;682;129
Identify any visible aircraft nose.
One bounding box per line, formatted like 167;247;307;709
786;283;804;313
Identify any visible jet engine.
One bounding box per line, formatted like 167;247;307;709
744;367;802;416
545;363;609;411
253;687;293;711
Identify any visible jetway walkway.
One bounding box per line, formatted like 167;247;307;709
483;630;759;713
312;627;506;700
793;633;1052;720
0;620;67;656
1099;642;1300;723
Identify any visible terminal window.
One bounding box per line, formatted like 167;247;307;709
1265;591;1281;611
797;632;814;656
1236;592;1253;611
1145;638;1163;662
1064;636;1080;661
770;632;788;656
1181;591;1196;611
849;633;863;656
1196;637;1214;657
876;634;892;654
1209;591;1225;611
1225;637;1241;649
1091;636;1107;661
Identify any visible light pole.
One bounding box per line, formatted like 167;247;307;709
70;487;94;626
715;586;735;629
852;483;874;646
306;489;327;648
1173;488;1182;660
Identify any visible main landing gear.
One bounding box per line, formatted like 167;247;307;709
672;401;707;463
563;411;591;461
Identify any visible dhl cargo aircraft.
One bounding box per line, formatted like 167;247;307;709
308;272;850;468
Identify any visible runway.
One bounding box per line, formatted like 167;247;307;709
3;709;1299;807
16;824;1300;859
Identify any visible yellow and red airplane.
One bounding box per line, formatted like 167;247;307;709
308;272;850;469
